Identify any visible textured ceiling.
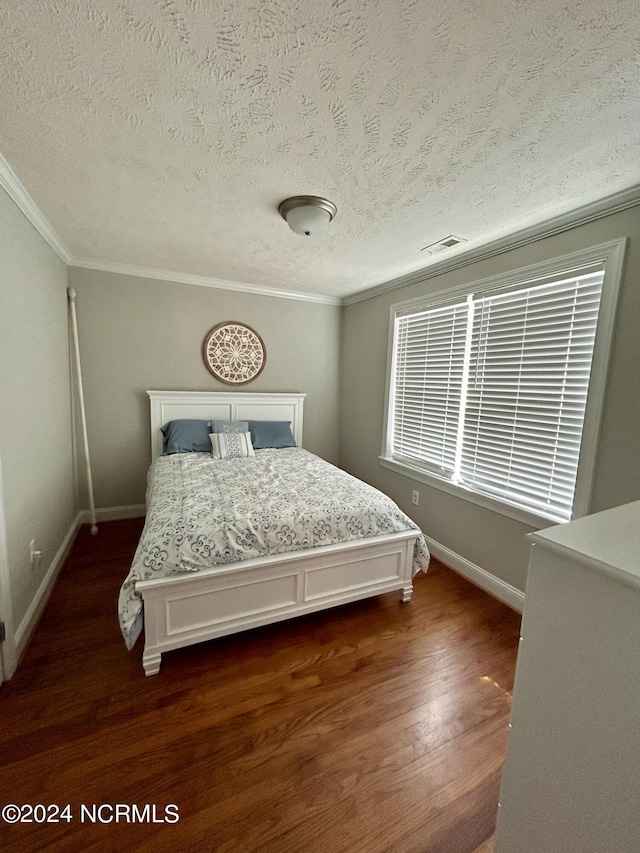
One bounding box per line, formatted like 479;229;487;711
0;0;639;299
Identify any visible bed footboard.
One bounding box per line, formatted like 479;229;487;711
136;532;418;675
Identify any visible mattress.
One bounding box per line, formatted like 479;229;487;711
118;448;429;649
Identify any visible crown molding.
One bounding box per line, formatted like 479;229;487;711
69;257;342;305
343;184;640;306
2;141;638;308
0;147;340;305
0;151;72;264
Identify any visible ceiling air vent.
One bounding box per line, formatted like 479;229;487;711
421;235;468;255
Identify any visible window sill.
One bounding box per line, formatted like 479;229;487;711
379;456;564;529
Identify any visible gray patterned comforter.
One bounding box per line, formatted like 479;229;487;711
119;448;429;649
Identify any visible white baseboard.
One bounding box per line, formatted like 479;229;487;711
14;504;146;664
78;504;146;524
15;511;83;659
424;535;525;613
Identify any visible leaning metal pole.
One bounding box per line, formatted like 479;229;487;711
67;287;98;536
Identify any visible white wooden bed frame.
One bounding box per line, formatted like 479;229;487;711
136;390;419;675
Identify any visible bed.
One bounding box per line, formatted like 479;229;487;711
120;390;429;675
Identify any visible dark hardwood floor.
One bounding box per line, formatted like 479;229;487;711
0;519;520;852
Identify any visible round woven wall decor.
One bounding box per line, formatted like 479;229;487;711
202;322;266;385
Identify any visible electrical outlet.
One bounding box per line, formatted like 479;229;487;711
29;539;42;570
412;490;420;506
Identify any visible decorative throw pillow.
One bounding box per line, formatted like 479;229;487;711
210;431;255;459
210;420;250;434
248;420;296;449
161;419;212;454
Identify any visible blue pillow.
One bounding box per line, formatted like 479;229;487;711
248;420;296;449
161;419;212;454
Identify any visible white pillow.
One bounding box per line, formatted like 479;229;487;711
209;431;255;459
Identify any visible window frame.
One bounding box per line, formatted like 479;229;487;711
380;239;626;527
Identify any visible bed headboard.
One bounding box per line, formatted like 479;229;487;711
147;390;307;460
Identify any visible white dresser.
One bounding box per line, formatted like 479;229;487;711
495;500;640;853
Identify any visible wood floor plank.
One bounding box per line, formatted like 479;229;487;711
0;519;520;852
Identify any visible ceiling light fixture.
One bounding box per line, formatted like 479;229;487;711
278;195;337;237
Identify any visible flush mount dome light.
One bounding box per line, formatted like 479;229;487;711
278;195;337;236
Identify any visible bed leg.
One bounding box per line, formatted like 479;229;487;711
143;651;162;676
400;583;413;603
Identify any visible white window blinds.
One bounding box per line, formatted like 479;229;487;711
390;266;605;522
393;299;469;475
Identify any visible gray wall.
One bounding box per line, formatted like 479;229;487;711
67;268;342;508
3;186;635;636
339;207;640;593
0;187;76;632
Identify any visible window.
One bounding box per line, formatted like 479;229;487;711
382;240;625;525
